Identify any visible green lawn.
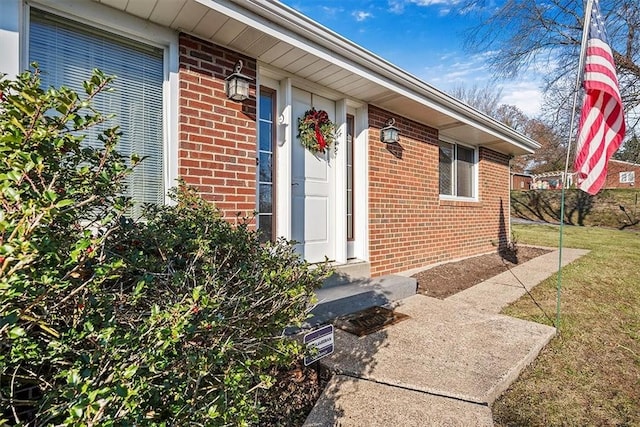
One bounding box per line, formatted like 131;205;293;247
493;224;640;426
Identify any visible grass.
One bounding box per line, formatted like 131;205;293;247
510;189;640;230
493;224;640;426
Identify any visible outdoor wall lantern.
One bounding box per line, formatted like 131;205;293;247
380;118;400;143
225;59;252;102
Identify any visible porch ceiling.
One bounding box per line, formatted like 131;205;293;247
94;0;539;156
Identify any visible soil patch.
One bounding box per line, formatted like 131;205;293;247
413;246;551;299
259;361;331;426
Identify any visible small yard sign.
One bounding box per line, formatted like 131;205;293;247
303;324;334;366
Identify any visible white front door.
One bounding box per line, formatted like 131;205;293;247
291;88;336;263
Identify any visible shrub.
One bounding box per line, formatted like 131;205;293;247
0;66;133;425
102;185;327;425
1;67;326;426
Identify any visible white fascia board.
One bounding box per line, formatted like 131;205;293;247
197;0;539;154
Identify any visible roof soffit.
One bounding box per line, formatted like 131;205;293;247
93;0;539;155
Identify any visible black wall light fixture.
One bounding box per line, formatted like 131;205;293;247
225;59;252;101
380;118;399;143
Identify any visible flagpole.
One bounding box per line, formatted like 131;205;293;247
556;0;595;328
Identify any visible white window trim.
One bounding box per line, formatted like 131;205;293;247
620;171;635;184
22;0;179;205
438;137;479;202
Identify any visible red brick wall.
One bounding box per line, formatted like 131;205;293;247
368;106;511;276
176;36;513;273
605;160;640;189
178;33;257;223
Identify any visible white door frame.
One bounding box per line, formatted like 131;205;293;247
352;104;369;262
333;99;348;264
259;64;369;265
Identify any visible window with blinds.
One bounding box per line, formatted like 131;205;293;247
29;9;165;217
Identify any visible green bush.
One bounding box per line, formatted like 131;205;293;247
1;67;326;426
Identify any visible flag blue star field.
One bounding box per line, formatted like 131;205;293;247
573;0;626;195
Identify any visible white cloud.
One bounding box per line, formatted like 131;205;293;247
500;83;543;117
353;10;373;22
411;0;461;5
388;1;405;14
388;0;461;14
388;0;493;16
438;52;458;61
422;53;492;86
320;6;342;17
417;51;544;116
443;68;475;80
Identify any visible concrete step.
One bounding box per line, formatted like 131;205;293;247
323;260;371;287
304;274;417;328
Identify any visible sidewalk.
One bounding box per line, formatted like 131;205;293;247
304;247;589;426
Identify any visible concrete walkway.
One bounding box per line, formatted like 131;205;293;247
304;247;589;426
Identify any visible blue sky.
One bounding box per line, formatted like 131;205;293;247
279;0;544;116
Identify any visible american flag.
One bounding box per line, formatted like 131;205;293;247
573;0;626;195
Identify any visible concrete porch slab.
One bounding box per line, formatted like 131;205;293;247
305;275;417;328
303;375;493;427
324;260;371;287
321;294;556;405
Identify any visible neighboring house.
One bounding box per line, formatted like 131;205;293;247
531;171;569;190
1;0;539;278
604;159;639;189
511;172;533;190
527;160;639;191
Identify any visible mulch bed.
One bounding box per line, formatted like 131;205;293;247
259;361;331;426
413;246;551;299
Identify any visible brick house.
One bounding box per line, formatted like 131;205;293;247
1;0;538;278
604;159;640;189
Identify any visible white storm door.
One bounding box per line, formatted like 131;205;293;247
291;88;336;263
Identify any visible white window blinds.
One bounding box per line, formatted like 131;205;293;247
29;9;165;216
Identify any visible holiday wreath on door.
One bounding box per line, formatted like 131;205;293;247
297;108;338;154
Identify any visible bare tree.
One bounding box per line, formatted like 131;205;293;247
521;119;568;173
462;0;640;131
495;104;529;132
614;133;640;163
448;83;569;172
449;82;503;116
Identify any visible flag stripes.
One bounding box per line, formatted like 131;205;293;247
574;1;626;195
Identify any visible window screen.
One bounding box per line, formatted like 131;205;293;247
29;9;165;216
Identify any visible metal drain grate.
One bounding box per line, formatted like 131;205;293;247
334;306;409;336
